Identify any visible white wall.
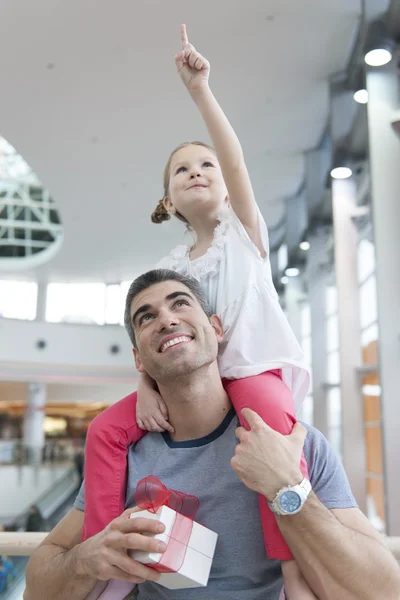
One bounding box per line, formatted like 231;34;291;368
0;318;138;384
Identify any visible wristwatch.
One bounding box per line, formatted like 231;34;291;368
268;478;312;516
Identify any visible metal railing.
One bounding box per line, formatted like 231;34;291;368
0;532;399;559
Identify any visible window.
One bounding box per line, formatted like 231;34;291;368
326;314;339;353
105;284;122;325
360;275;377;330
358;239;375;284
0;280;37;320
325;286;338;316
327;387;342;457
46;283;106;325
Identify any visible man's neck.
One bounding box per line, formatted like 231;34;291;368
157;366;231;442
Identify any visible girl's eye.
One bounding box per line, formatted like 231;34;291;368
203;161;214;167
176;166;187;174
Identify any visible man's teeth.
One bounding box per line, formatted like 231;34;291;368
161;336;192;352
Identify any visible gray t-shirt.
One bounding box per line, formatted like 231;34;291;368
75;410;357;600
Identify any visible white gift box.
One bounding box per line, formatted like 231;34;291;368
130;505;218;589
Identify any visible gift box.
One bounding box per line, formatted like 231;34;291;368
129;476;218;590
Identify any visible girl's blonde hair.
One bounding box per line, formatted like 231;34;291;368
151;141;216;225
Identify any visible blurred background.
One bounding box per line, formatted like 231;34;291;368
0;0;399;595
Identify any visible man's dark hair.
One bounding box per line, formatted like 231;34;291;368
124;269;213;347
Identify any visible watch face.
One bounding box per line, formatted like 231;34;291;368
280;490;301;513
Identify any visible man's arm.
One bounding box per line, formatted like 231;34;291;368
24;509;96;600
277;495;400;600
24;507;166;600
231;408;400;600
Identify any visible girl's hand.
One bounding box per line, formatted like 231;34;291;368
175;24;210;92
136;375;174;433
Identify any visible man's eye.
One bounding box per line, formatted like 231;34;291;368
140;314;153;325
175;300;189;307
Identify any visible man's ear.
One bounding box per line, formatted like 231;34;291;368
163;195;176;215
132;347;145;373
210;314;224;343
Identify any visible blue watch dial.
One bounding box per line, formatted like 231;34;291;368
280;490;301;513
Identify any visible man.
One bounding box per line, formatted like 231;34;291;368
25;270;400;600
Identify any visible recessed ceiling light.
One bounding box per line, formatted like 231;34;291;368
299;241;310;251
353;89;368;104
330;167;353;180
285;267;300;277
281;276;289;285
364;48;392;67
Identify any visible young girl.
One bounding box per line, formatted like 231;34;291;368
84;25;314;598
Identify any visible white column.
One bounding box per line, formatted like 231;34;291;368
36;282;47;321
367;61;400;535
306;229;329;438
332;177;366;512
23;382;46;464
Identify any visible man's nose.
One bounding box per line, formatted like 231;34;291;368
156;308;180;331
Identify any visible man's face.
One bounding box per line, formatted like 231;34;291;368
130;280;223;382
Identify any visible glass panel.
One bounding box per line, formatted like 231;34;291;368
360;275;377;330
0;280;37;320
46;283;106;325
326;314;339;353
327;387;342;428
328;425;342;459
325;286;338;316
361;322;379;348
105;284;122;325
327;351;340;384
358;239;375;284
302;336;312;369
327;386;342;457
301;303;311;338
119;281;132;326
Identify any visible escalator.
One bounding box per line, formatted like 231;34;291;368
0;471;80;600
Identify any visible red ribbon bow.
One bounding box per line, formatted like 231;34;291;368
134;476;200;574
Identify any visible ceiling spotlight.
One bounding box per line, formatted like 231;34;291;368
353;89;368;104
330;167;353;180
364;21;394;67
285;267;300;277
365;48;392;67
281;276;289;285
299;241;310;251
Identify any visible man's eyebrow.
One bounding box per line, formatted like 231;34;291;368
131;291;194;327
165;291;194;302
131;303;152;328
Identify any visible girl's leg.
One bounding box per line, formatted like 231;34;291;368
82;391;146;540
224;370;309;560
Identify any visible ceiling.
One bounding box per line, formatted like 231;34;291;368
0;0;388;283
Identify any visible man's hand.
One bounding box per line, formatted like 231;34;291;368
231;408;306;501
76;507;167;584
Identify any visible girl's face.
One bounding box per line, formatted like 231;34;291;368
164;144;228;223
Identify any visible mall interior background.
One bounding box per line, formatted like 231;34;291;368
0;0;399;595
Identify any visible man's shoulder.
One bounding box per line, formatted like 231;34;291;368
300;422;336;479
301;421;328;448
